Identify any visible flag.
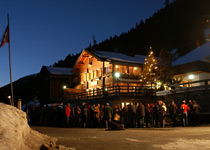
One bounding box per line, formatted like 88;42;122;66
0;25;9;47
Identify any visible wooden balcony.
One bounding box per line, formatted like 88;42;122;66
64;85;156;102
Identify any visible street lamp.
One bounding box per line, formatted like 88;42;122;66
63;85;67;89
8;95;12;105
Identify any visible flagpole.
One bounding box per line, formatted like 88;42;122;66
7;13;14;106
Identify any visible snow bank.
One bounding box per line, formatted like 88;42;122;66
154;138;210;150
0;102;58;150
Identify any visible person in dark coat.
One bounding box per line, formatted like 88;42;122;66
57;102;65;127
138;102;145;128
191;101;201;126
104;103;113;130
152;101;160;128
130;103;137;128
158;101;167;128
169;100;178;127
122;105;129;128
145;103;151;128
188;100;193;126
81;103;88;128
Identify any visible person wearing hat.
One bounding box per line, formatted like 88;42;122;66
180;100;190;127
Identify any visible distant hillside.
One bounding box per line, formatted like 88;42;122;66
0;74;40;105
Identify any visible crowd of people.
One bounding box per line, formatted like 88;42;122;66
24;99;201;129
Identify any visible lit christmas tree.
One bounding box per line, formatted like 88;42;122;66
141;47;159;88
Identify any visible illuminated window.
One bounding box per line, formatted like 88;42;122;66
89;71;93;80
96;69;102;77
87;73;90;81
114;65;119;72
129;66;133;74
121;65;127;73
81;74;86;82
89;57;93;65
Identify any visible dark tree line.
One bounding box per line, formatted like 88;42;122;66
52;53;80;68
86;0;209;57
54;0;210;67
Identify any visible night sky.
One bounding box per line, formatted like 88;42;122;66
0;0;165;87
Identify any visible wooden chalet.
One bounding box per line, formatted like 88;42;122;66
72;49;146;90
67;49;156;106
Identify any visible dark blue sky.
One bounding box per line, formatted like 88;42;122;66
0;0;165;87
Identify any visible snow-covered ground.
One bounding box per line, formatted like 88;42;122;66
154;139;210;150
0;103;70;150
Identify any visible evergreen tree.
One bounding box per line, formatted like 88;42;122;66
158;49;174;89
164;0;170;6
93;35;97;46
141;47;159;88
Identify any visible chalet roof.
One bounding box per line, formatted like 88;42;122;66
92;51;146;64
44;66;73;76
72;49;146;71
172;41;210;66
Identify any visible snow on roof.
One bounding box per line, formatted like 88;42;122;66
45;66;73;75
92;51;146;64
172;41;210;66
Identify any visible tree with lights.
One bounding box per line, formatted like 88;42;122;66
141;47;159;88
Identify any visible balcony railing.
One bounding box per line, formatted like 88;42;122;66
64;85;156;101
156;79;210;96
171;79;210;94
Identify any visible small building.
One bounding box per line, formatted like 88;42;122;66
39;66;74;104
172;28;210;87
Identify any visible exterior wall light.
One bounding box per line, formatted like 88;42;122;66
63;85;67;89
188;74;195;80
114;72;120;87
114;72;120;78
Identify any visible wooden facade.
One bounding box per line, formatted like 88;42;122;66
66;50;157;105
39;66;73;104
72;49;145;93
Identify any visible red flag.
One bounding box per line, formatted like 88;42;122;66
0;25;9;47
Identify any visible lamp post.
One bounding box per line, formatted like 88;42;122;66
8;95;12;105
